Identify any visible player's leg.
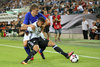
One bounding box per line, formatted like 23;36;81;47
23;40;30;55
23;33;31;55
23;40;34;60
39;32;46;59
55;29;58;42
46;25;50;40
58;29;61;41
47;40;74;59
39;47;46;59
22;45;39;64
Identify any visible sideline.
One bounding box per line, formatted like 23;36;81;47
0;44;100;60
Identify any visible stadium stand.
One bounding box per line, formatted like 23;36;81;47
0;0;100;39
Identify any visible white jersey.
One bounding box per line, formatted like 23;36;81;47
27;22;42;38
23;22;45;41
23;33;31;41
82;20;88;30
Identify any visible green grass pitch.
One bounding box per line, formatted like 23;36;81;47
0;37;100;67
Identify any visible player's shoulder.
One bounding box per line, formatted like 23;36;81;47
25;12;31;16
32;21;37;26
37;12;44;16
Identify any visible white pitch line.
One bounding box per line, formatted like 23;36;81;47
0;44;100;60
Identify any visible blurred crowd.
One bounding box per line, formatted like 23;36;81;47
0;0;32;13
0;0;100;39
0;0;100;14
0;12;27;37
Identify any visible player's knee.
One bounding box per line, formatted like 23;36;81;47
33;45;39;52
48;40;55;47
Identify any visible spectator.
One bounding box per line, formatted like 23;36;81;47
83;8;91;14
43;10;50;40
64;11;70;15
52;10;62;42
96;19;100;40
77;3;84;14
82;17;89;39
89;21;97;40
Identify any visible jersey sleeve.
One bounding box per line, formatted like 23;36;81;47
27;27;33;32
38;13;46;20
23;13;29;25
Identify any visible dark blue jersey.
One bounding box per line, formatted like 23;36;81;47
23;12;46;25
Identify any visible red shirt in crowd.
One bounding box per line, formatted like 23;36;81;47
74;5;78;11
52;15;62;29
81;1;87;8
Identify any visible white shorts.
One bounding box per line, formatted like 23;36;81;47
23;32;45;42
23;33;31;42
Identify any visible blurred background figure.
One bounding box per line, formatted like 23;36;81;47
52;10;62;42
43;10;50;40
82;17;89;39
89;21;97;40
96;18;100;40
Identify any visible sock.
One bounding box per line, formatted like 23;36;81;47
39;48;46;59
24;46;30;55
24;50;37;63
53;45;68;57
39;47;46;54
40;49;43;54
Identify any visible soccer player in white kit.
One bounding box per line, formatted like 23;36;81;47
21;17;74;64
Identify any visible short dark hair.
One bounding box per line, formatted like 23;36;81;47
29;4;38;12
38;17;45;23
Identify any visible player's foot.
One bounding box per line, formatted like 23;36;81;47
30;57;34;60
66;51;74;59
55;39;57;42
21;61;27;64
47;38;49;40
58;38;61;42
39;51;45;59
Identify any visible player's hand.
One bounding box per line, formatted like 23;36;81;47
55;18;58;21
28;24;33;28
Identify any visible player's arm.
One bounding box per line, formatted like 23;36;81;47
21;24;33;30
52;16;56;22
57;15;61;22
27;25;35;31
43;18;50;27
39;13;50;27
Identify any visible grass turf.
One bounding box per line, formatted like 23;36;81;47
0;37;100;67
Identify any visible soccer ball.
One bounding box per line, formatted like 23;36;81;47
70;54;79;63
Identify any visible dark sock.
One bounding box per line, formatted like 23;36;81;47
40;49;43;54
53;45;68;57
39;47;46;53
24;46;30;55
39;48;46;59
24;50;37;63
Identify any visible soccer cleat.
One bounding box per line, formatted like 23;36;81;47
30;57;34;60
39;51;45;59
66;51;74;59
21;61;27;64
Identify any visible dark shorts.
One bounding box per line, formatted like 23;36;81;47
44;25;50;33
55;29;61;34
27;37;49;50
